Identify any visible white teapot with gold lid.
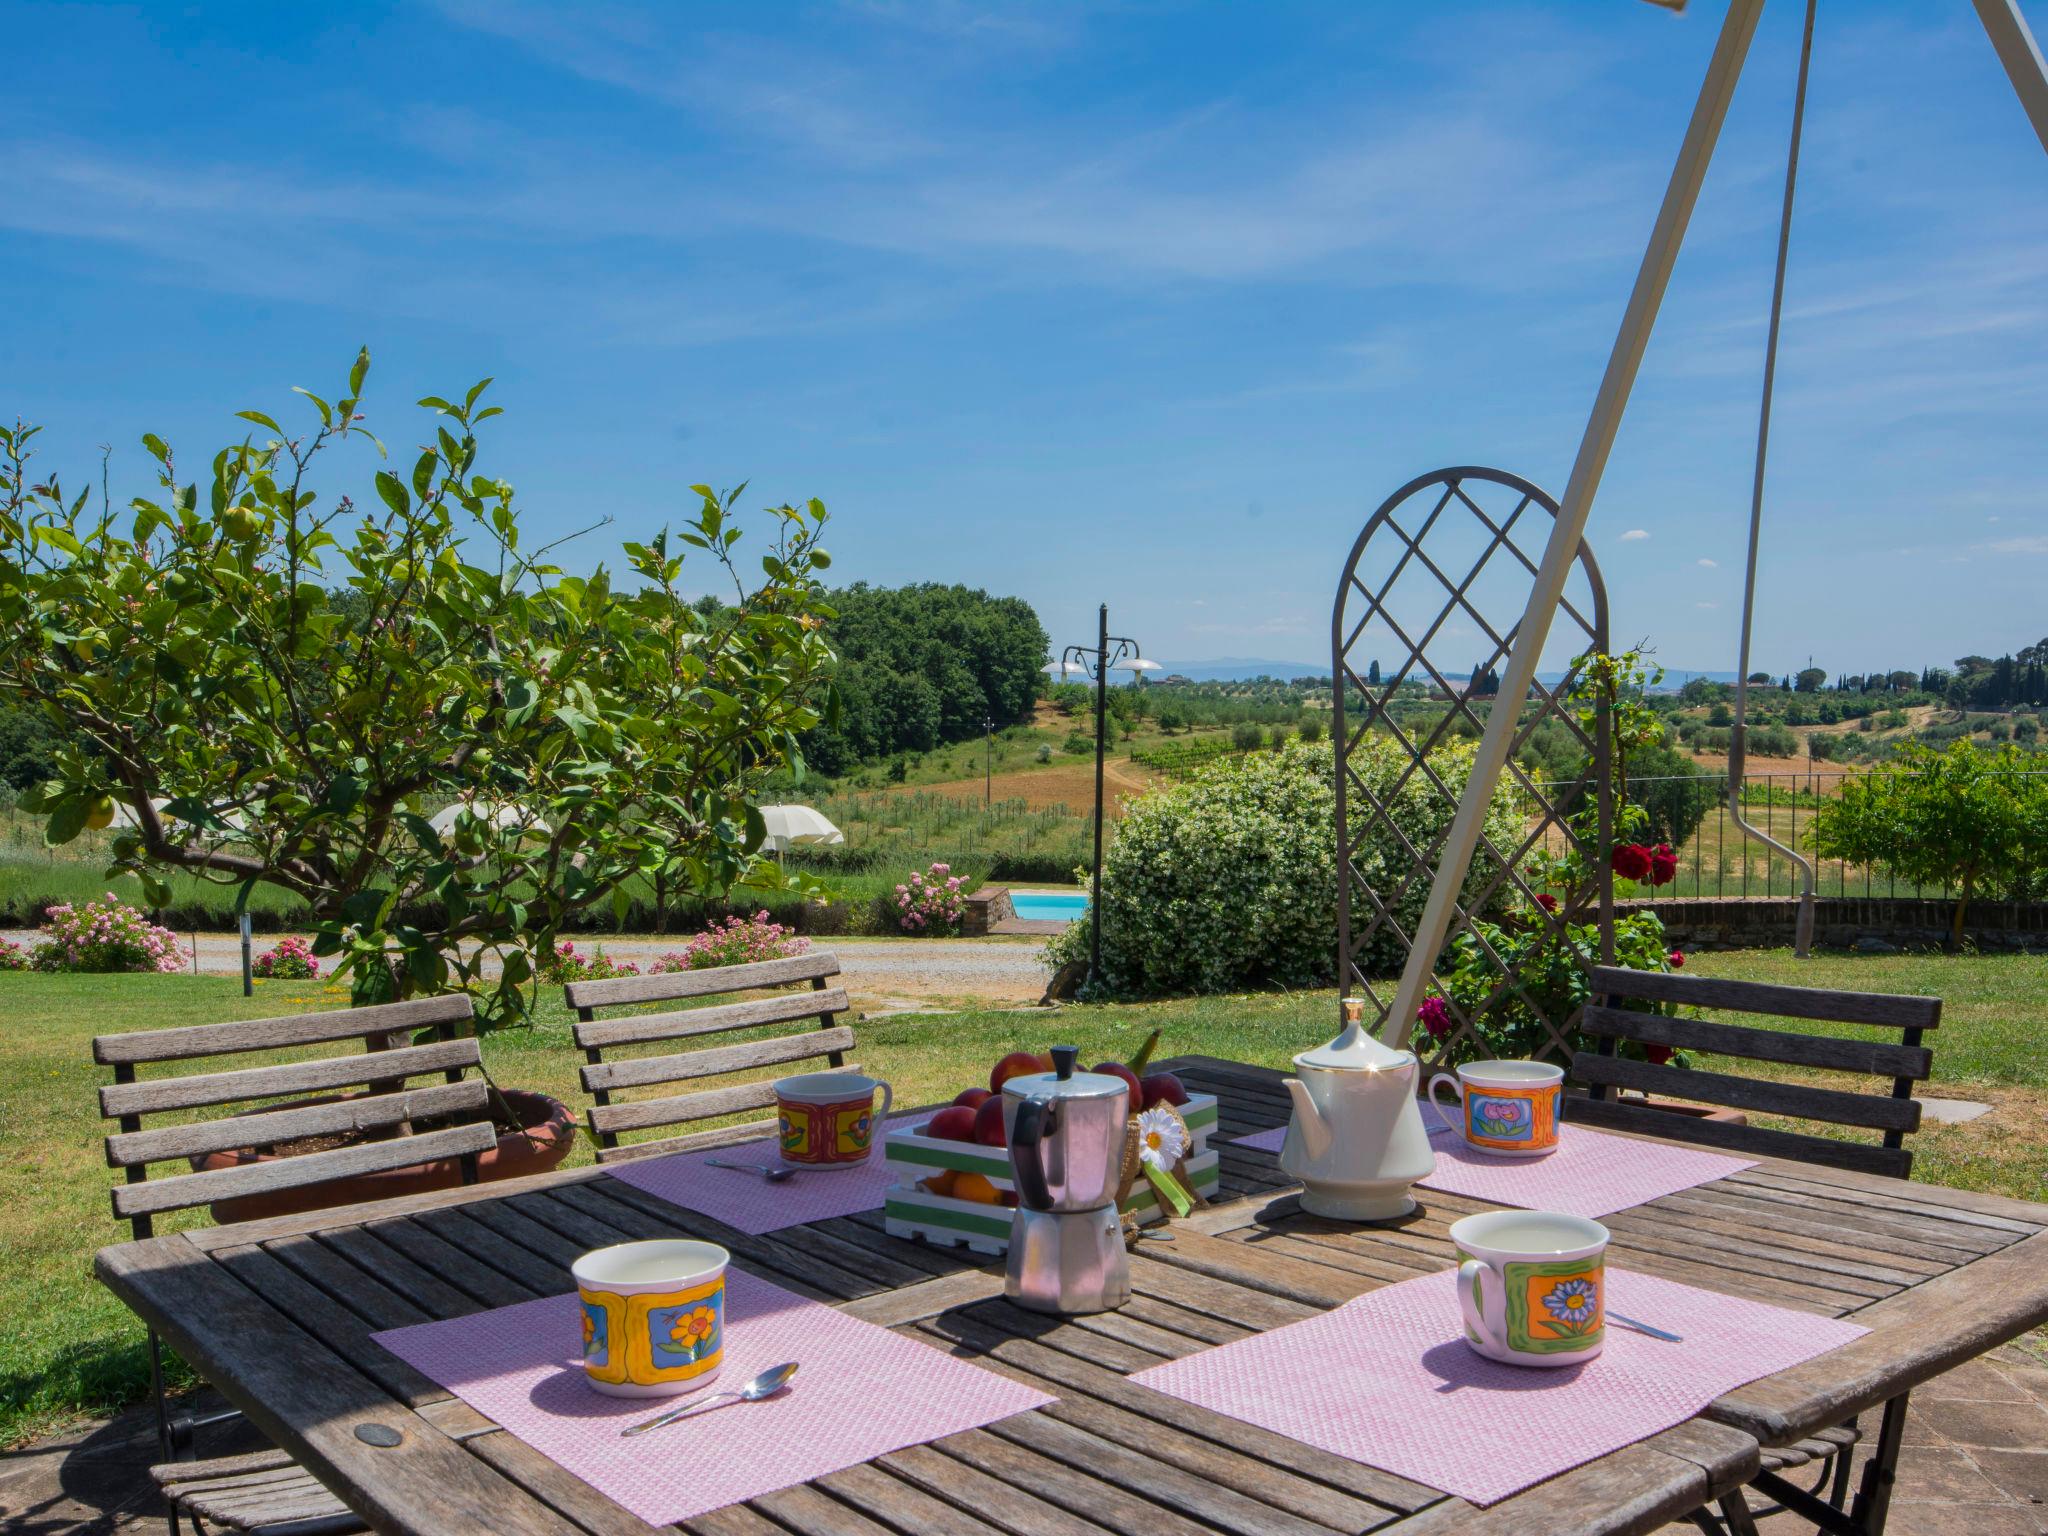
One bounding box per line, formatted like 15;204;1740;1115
1278;997;1437;1220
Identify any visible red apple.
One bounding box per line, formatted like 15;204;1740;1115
925;1105;979;1142
1140;1072;1189;1108
990;1051;1046;1094
998;1189;1018;1208
953;1087;992;1111
1091;1062;1141;1109
973;1096;1008;1146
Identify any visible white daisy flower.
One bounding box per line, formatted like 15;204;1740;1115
1136;1106;1188;1171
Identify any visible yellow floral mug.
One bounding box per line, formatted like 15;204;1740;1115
775;1071;893;1169
574;1239;728;1397
1427;1059;1563;1158
1450;1210;1607;1368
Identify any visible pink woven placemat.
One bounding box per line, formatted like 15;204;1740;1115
373;1268;1053;1526
1232;1121;1754;1218
1134;1265;1865;1507
604;1113;927;1235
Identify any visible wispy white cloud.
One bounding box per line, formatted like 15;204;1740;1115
1620;529;1650;542
1697;557;1717;567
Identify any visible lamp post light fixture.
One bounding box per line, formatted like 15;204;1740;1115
1055;603;1147;991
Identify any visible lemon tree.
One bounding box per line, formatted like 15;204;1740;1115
0;351;835;1024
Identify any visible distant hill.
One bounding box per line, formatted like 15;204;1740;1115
1158;657;1329;682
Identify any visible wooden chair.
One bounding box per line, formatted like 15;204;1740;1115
95;994;498;1536
1573;965;1940;1536
1572;964;1937;1178
566;951;853;1162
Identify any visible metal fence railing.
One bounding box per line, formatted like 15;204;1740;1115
1559;768;2048;903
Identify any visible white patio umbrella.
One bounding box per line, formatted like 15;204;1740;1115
758;804;844;854
429;800;551;840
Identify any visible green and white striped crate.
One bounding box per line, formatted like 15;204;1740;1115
882;1093;1220;1256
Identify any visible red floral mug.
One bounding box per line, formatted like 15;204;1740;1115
774;1071;893;1169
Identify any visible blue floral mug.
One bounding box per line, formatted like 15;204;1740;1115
1450;1210;1607;1368
1428;1059;1563;1158
573;1239;728;1397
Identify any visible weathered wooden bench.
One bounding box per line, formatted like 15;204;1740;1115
565;950;852;1162
95;993;497;1536
1574;964;1941;1534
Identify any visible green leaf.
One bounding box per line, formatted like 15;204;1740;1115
374;470;410;516
235;411;284;435
412;450;437;501
349;347;370;396
293;387;334;427
45;799;88;846
142;433;171;464
465;377;494;411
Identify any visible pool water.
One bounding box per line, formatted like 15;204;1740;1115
1011;890;1089;923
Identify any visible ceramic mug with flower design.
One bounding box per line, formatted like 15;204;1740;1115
573;1239;728;1397
1427;1059;1563;1158
1450;1210;1607;1367
775;1071;893;1169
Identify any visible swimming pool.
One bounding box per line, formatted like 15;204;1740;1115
1011;890;1089;923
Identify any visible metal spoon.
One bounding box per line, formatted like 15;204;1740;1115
705;1159;797;1183
1608;1312;1682;1343
621;1362;800;1437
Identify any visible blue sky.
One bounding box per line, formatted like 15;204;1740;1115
5;1;2045;678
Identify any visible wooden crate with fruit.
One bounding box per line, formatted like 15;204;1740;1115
883;1048;1220;1256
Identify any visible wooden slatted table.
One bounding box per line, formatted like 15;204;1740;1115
94;1056;2048;1536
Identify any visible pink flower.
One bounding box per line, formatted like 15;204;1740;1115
1668;950;1686;969
1416;996;1453;1041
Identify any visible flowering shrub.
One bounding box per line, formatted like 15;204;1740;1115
1044;737;1521;997
651;912;810;971
1610;842;1677;888
538;940;640;983
0;937;26;971
30;896;188;974
1424;909;1681;1068
895;863;965;934
252;935;321;980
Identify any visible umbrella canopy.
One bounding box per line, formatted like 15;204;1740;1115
758;804;844;854
429;800;551;840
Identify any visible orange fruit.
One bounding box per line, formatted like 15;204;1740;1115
921;1170;958;1198
951;1172;1000;1204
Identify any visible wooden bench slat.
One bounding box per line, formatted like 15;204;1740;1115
1589;967;1940;1030
106;1081;489;1169
580;1026;855;1094
571;987;848;1050
1566;1094;1913;1178
588;1068;867;1138
1572;1052;1921;1133
1581;1006;1933;1081
585;1077;782;1136
94;994;472;1065
111;1122;498;1220
100;1039;482;1120
563;951;839;1011
593;1119;781;1163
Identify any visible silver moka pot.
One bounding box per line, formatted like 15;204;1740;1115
1001;1045;1132;1315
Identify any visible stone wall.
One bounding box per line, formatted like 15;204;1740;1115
961;885;1015;938
1619;895;2048;953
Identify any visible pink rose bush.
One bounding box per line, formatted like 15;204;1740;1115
651;913;809;972
539;939;641;983
252;935;321;980
0;936;26;971
895;862;965;935
31;896;188;974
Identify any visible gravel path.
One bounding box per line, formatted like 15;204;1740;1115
4;931;1054;1008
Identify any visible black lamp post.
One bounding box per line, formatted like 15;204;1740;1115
1056;603;1145;991
983;714;993;807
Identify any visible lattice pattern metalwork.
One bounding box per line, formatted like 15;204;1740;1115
1331;467;1611;1067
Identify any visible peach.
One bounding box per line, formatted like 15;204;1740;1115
1091;1062;1141;1109
1140;1072;1189;1108
990;1051;1047;1094
973;1096;1008;1146
925;1105;979;1142
953;1087;992;1110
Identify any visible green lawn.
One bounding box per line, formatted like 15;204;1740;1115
4;947;2043;1449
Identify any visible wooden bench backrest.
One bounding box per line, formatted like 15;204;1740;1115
94;993;494;1236
566;951;852;1163
1571;966;1939;1179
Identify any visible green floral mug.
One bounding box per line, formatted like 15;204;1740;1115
1450;1210;1607;1368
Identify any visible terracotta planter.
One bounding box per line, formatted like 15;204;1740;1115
194;1088;578;1224
1625;1095;1748;1126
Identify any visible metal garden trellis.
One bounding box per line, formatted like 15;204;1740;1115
1331;466;1612;1067
1381;0;2048;1053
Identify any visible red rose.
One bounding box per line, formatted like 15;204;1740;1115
1668;950;1685;968
1610;843;1652;882
1534;892;1559;913
1416;996;1454;1041
1645;1043;1675;1065
1647;843;1678;887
